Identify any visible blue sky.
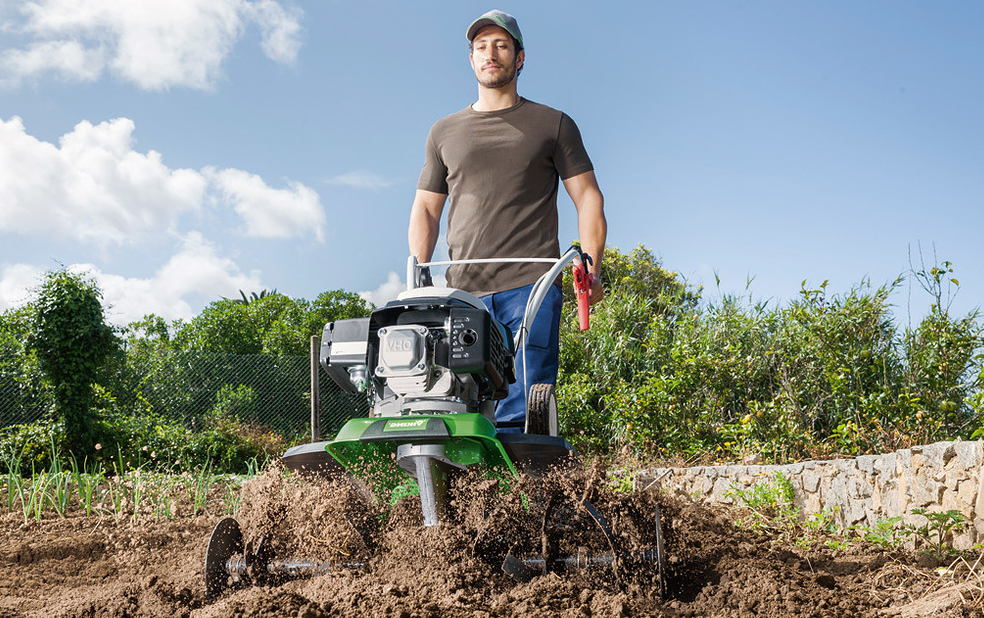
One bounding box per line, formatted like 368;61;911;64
1;1;981;327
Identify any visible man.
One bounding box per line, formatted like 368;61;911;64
408;9;606;430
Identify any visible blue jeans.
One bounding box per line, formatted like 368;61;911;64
481;283;562;432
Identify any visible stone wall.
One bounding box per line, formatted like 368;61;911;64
635;441;984;549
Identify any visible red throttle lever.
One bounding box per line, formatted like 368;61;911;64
572;261;596;331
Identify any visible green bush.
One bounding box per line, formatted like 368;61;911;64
27;270;121;457
4;244;981;470
0;422;66;473
0;409;282;476
557;246;984;462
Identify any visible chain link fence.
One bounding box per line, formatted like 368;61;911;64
0;363;46;428
0;349;369;440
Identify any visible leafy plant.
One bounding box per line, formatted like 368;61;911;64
46;438;74;517
3;245;983;468
852;516;907;548
223;483;241;516
804;506;841;536
25;469;52;522
823;538;852;551
556;247;983;462
725;473;799;535
910;508;966;558
604;466;636;493
27;269;120;457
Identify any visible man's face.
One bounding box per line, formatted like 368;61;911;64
469;25;524;89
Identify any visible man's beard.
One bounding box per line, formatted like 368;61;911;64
476;62;516;89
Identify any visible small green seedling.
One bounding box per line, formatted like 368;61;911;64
853;516;906;549
910;508;966;558
804;506;840;536
725;473;799;535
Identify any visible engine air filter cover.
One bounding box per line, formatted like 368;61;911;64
377;324;430;377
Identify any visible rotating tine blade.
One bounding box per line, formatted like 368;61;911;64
205;517;244;599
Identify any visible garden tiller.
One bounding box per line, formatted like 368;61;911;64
204;248;667;598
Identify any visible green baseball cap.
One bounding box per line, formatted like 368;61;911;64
466;9;523;49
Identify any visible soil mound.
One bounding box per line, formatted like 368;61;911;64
0;462;980;617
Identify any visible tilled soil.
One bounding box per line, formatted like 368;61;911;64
1;464;981;618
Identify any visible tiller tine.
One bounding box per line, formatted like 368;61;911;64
204;517;365;599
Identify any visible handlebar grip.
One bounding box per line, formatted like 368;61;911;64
418;266;433;287
572;264;592;331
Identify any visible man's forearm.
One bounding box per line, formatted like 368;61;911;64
580;219;606;277
564;171;607;305
564;171;607;278
408;190;447;263
408;214;439;262
577;196;606;278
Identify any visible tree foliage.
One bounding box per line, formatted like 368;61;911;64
163;290;372;356
2;280;372;473
3;247;982;472
116;288;373;439
26;269;120;455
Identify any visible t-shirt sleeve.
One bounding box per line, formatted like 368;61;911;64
554;113;594;180
416;127;449;194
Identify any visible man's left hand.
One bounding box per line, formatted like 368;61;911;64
588;274;604;305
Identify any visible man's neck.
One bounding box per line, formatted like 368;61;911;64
473;86;520;112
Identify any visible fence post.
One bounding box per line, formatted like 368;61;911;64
310;335;321;442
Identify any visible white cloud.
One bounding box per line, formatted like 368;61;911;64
0;0;303;90
0;115;325;244
0;232;265;325
0;40;105;85
247;0;303;64
96;232;264;324
208;168;326;241
0;116;205;244
358;269;448;308
358;271;404;308
327;171;397;191
0;263;42;311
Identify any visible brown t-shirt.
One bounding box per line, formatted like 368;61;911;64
417;98;594;296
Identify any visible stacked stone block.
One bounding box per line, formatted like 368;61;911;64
635;441;984;549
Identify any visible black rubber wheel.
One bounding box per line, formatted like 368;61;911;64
525;383;558;436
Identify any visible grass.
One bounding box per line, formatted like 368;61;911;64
71;456;104;517
0;444;262;522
